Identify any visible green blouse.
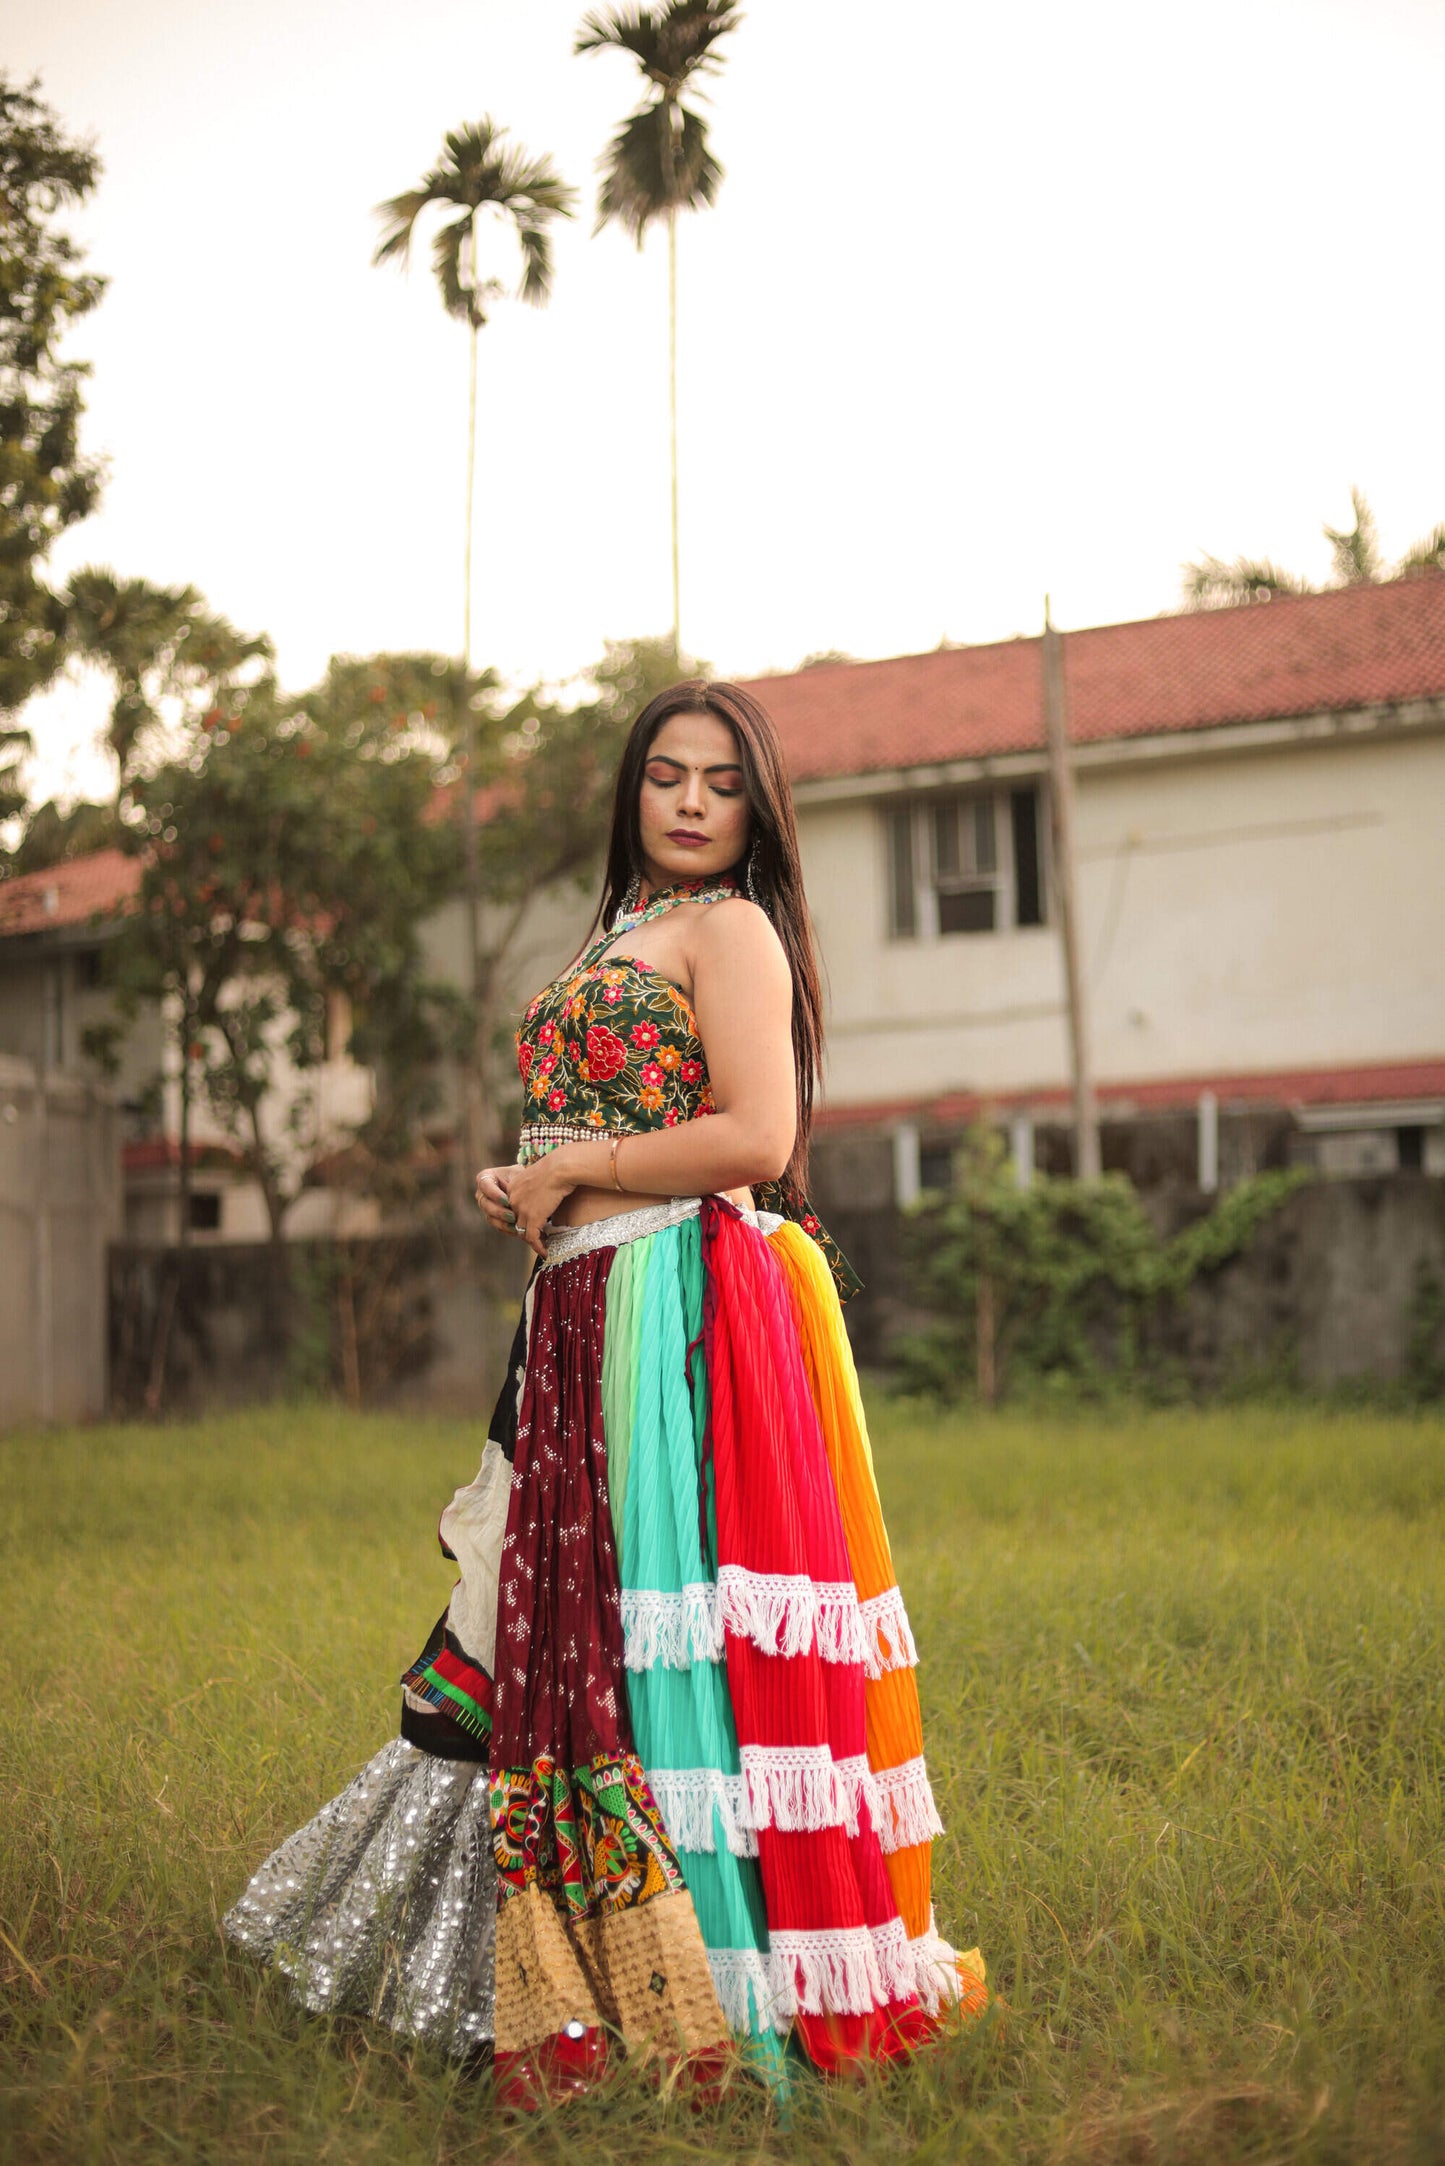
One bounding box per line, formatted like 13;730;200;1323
514;874;861;1300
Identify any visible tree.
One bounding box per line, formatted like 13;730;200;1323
0;75;106;831
1183;487;1445;608
65;567;272;798
8;795;115;874
109;666;460;1247
576;3;740;656
373;120;574;1181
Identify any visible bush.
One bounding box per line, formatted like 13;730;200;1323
896;1126;1309;1404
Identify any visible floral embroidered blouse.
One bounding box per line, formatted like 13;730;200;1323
514;874;861;1300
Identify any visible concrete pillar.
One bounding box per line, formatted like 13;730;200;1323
892;1120;922;1209
1198;1089;1220;1194
1010;1112;1035;1190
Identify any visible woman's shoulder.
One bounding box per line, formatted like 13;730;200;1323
692;895;789;978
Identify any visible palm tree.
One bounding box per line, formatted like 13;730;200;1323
373;122;574;678
374;123;574;1180
1183;488;1445;608
576;3;740;656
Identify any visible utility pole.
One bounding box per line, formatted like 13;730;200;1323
1041;598;1101;1180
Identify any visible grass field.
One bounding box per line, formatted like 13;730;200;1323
2;1400;1443;2164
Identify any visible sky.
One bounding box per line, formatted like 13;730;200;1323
10;0;1445;805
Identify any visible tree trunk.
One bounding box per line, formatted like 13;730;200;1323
459;215;487;1196
667;202;680;659
176;991;193;1249
977;1271;998;1406
662;99;681;659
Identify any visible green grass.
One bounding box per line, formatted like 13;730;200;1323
2;1401;1443;2163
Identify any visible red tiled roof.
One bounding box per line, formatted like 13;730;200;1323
739;576;1445;782
123;1137;246;1173
0;848;141;938
816;1058;1445;1130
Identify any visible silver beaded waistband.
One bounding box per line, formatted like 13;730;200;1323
541;1196;784;1267
543;1195;702;1265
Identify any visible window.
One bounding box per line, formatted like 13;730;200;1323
885;785;1046;937
188;1190;222;1232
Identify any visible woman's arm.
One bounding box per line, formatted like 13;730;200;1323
496;899;795;1256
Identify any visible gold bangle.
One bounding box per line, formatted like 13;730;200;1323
610;1133;626;1192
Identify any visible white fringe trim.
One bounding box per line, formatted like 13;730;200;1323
767;1916;916;2020
740;1743;856;1834
647;1767;757;1858
622;1567;870;1670
649;1747;941;1853
857;1585;920;1678
621;1584;722;1670
908;1911;967;2015
707;1946;784;2034
833;1751;883;1837
871;1754;945;1852
715;1565;867;1665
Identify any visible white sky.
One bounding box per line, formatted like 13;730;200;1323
11;0;1445;805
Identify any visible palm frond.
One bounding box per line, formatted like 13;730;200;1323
575;7;666;67
372;119;574;311
1181;554;1313;610
1323;485;1383;587
594;101;722;241
1395;524;1445;580
371;188;433;268
431;214;473;325
511;217;557;306
575;3;741;92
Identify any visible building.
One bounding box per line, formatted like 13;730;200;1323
0;849;375;1242
5;575;1443;1244
739;575;1445;1203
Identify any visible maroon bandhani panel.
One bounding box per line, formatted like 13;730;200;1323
488;1246;727;2065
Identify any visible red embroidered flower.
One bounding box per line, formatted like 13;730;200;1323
547;1087;566;1112
537;1053;556;1078
602;985;623;1005
629;1021;660;1050
517;1042;534;1082
679;1059;703;1085
567;1040;581;1064
585;1023;628;1082
803;1214;821;1235
639;1061;664;1089
663;1108;680;1127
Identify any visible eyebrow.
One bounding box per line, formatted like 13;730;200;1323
645;754;745;774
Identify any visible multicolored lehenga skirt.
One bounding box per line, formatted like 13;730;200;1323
224;1196;986;2092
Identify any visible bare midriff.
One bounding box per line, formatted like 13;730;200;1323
549;1178;754;1231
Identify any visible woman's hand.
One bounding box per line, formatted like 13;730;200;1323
474;1153;580;1262
474;1165;518;1237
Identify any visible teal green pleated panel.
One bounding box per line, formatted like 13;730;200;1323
607;1220;783;2071
600;1236;637;1521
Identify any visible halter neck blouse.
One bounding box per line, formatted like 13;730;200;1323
515;874;741;1168
512;870;862;1300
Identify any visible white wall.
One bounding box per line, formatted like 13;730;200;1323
802;728;1445;1108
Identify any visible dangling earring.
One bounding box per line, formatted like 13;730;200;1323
617;871;642;924
745;841;768;914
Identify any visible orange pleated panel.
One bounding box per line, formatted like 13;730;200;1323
768;1225;938;1941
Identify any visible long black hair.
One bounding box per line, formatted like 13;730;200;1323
596;679;823;1197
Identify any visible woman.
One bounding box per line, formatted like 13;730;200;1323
225;681;986;2101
